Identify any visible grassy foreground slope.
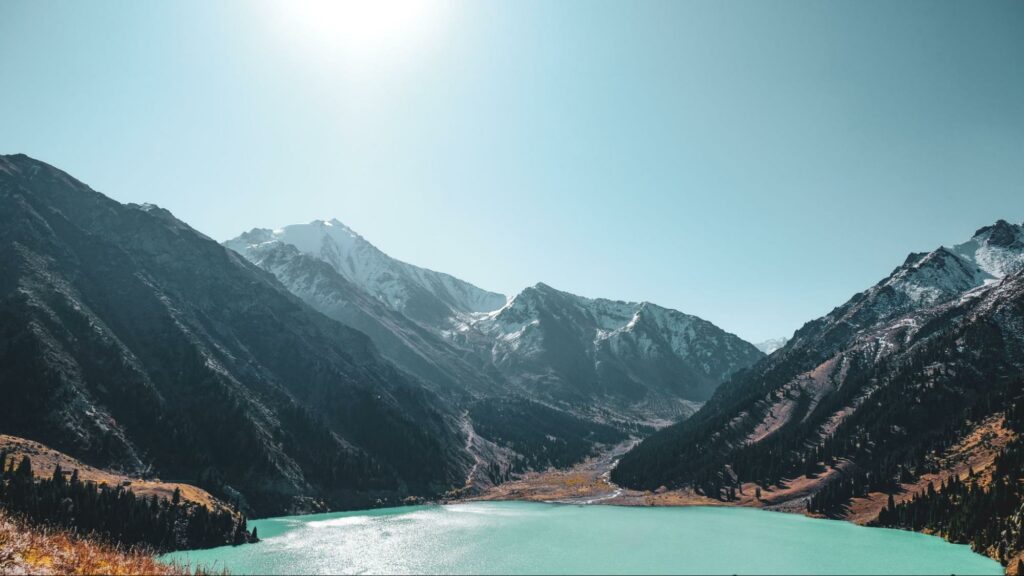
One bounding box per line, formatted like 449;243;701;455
0;508;199;575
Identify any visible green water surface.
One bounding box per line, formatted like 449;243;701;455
161;501;1002;575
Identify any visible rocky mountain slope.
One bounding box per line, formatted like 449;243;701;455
613;220;1024;566
0;154;472;516
615;219;1024;488
227;221;507;330
227;224;763;431
455;283;763;424
220;239;505;399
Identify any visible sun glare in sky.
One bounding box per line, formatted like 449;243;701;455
272;0;448;64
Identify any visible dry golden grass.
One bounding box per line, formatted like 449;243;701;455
845;414;1014;525
0;435;227;514
1006;551;1024;575
0;508;218;575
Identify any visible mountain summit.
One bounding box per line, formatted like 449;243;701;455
457;282;763;423
227;220;506;329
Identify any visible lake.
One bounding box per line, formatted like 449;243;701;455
161;501;1002;575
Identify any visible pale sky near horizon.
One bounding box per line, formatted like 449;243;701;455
1;0;1022;343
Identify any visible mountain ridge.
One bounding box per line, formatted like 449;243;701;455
0;154;474;516
226;220;507;330
227;222;764;429
613;219;1024;539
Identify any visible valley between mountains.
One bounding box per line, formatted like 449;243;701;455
3;154;1024;572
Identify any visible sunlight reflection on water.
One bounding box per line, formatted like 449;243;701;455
162;502;1003;575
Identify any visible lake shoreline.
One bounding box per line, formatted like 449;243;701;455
452;426;1018;575
161;500;1004;575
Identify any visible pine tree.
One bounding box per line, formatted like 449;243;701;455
15;455;32;479
52;464;65;488
0;457;248;552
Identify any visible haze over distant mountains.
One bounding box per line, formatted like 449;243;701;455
755;337;790;354
227;220;763;427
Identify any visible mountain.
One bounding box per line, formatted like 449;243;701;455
226;221;507;331
755;337;789;354
455;283;764;425
613;221;1024;519
228;221;765;431
220;238;505;399
0;154;473;516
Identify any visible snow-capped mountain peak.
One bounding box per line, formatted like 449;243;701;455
226;219;507;328
755;337;789;354
951;219;1024;279
457;282;764;414
787;218;1024;357
868;221;1024;312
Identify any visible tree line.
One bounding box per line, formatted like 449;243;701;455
610;313;1024;568
873;396;1024;569
0;452;255;552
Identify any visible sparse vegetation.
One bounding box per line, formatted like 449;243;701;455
874;397;1024;568
0;507;206;575
468;398;627;474
0;452;251;552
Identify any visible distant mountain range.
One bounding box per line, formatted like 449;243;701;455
453;282;762;425
755;337;789;354
0;154;762;515
226;220;762;427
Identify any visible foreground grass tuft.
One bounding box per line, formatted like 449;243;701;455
0;508;220;575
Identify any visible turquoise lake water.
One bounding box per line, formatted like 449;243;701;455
161;501;1002;575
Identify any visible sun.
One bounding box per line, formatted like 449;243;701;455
272;0;447;63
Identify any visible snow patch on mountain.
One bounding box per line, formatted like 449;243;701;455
226;219;507;327
455;282;764;411
950;219;1024;279
755;337;789;354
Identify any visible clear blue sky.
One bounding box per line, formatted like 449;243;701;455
2;1;1022;342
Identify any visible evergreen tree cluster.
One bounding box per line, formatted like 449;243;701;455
0;453;253;552
873;396;1024;567
469;398;627;473
615;316;1021;505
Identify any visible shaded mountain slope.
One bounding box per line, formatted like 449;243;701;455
221;239;506;399
457;283;764;424
227;224;764;440
228;221;506;330
0;154;471;516
614;221;1024;501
